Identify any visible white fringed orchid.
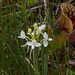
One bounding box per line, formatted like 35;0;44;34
36;24;46;34
27;39;41;49
18;30;26;39
21;39;41;50
43;32;52;47
18;23;52;58
38;24;46;30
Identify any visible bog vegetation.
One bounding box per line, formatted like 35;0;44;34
0;0;75;75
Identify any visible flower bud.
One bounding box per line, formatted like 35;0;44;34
34;23;37;28
28;28;32;33
38;29;42;34
34;27;38;30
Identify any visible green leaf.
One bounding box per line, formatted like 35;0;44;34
41;44;44;75
44;47;48;75
28;0;37;5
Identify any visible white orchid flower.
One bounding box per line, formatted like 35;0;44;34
43;32;52;47
22;39;41;50
36;24;46;34
18;30;28;41
18;30;26;39
27;39;41;49
38;24;46;30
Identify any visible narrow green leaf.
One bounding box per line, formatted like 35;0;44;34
41;44;44;75
44;47;48;75
28;0;37;5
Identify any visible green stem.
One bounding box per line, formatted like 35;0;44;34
34;48;40;75
41;44;44;75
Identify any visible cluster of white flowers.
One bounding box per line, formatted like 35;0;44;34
18;23;52;56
